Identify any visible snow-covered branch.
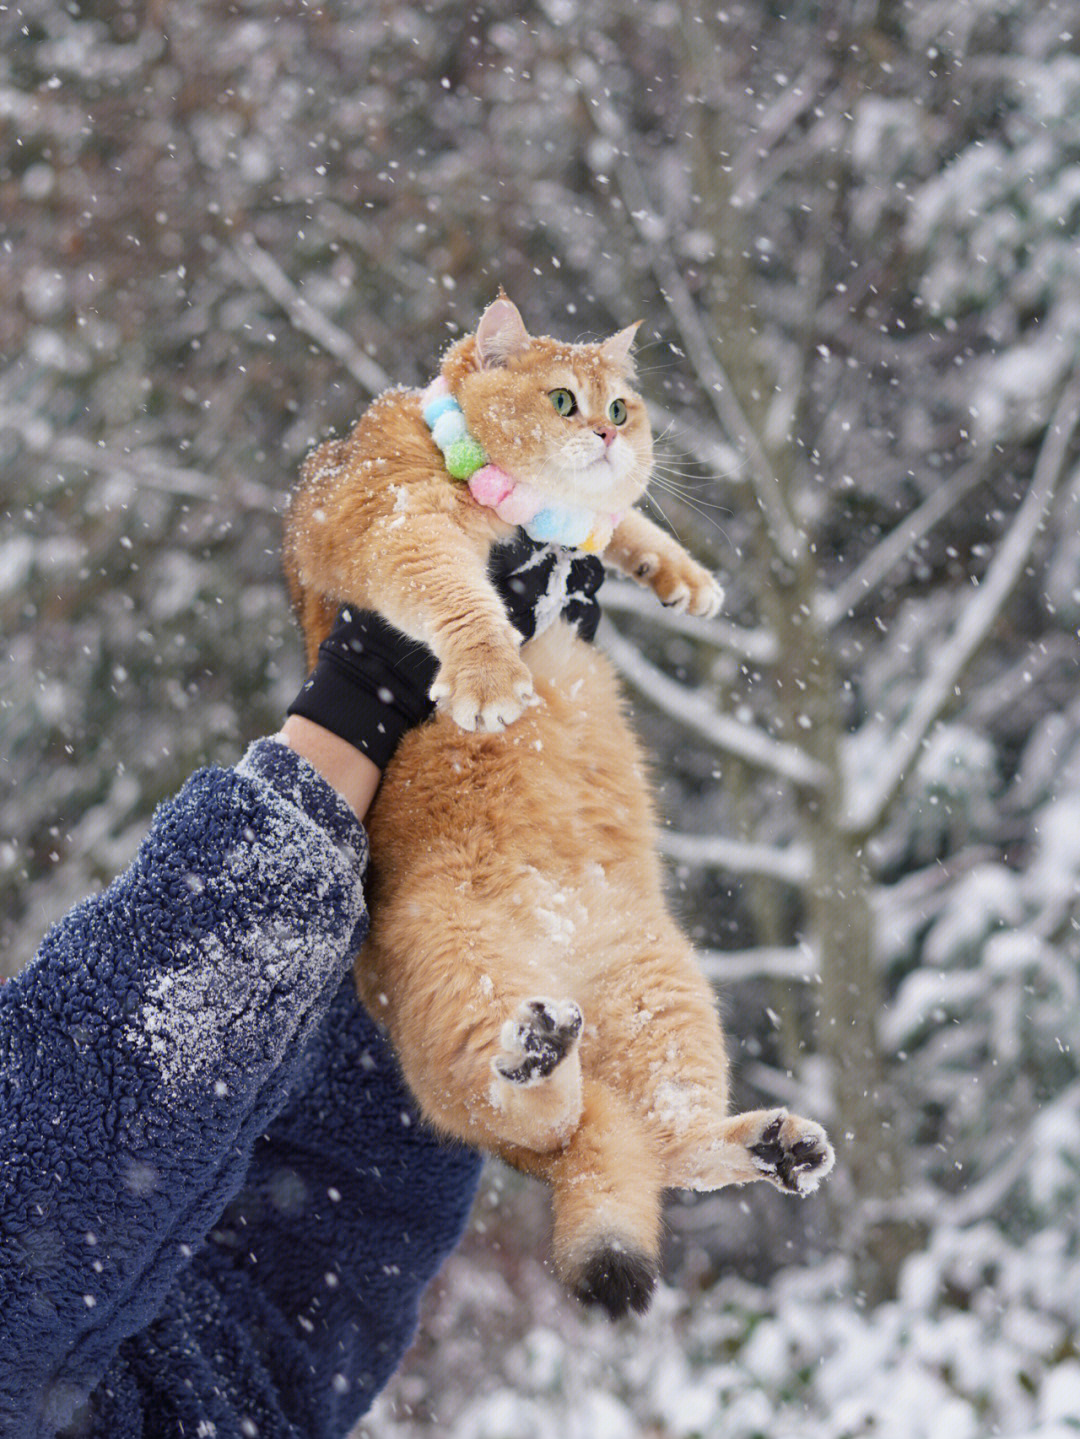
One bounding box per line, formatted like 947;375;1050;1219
599;619;828;790
939;1134;1035;1227
233;234;392;397
659;828;811;885
1;415;273;513
601;577;778;664
843;373;1080;834
964;632;1080;728
695;945;818;985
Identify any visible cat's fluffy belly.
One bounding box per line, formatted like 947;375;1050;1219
360;617;722;1160
362;619;665;995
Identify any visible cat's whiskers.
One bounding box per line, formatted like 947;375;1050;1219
640;486;683;542
647;473;733;543
649;469;729;506
652;424;748;485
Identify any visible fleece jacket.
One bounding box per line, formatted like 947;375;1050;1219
0;738;482;1439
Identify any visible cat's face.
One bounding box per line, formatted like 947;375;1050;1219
453;300;653;515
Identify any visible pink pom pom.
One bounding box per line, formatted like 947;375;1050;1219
496;482;543;526
421;376;450;405
469;465;513;508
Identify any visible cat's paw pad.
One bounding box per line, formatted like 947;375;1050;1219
494;997;583;1085
634;552;723;617
748;1110;835;1195
430;644;535;732
657;564;723;617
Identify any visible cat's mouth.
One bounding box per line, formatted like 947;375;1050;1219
562;437;621;478
578;442;632;490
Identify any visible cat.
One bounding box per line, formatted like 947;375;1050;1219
283;296;835;1317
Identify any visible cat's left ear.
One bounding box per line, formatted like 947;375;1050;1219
476;296;532;368
601;321;642;376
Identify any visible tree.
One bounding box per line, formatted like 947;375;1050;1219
4;0;1080;1367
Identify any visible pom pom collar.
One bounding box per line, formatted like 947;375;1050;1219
421;377;619;553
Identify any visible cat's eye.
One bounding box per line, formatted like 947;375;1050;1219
549;388;577;417
608;398;628;426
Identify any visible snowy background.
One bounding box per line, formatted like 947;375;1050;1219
4;0;1080;1434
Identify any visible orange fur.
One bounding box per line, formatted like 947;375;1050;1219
283;299;834;1315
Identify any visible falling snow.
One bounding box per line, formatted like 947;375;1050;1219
5;0;1080;1433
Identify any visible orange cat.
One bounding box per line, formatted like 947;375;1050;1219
283;297;834;1316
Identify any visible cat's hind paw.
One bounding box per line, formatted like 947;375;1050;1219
748;1110;835;1195
494;997;583;1085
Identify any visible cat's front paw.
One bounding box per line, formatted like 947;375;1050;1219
430;640;535;732
748;1110;835;1195
631;551;723;617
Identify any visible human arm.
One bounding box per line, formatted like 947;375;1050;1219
0;597;475;1437
0;738;464;1437
0;541;603;1436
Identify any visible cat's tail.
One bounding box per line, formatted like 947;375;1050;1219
546;1079;664;1318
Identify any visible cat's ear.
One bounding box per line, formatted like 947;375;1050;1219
476;295;532;368
601;321;642;376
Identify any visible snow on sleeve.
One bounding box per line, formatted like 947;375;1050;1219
122;775;364;1100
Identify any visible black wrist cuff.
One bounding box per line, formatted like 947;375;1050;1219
287;610;438;770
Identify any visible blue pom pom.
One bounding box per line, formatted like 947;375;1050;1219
526;507;562;542
526;506;593;548
422;393;459;427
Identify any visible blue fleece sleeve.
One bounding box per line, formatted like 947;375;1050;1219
83;979;481;1439
0;738;480;1438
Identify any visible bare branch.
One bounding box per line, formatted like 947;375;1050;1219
1;411;274;513
964;632;1080;727
233;234;392;397
817;457;987;627
589;106;807;566
599;619;828;790
936;1079;1080;1227
939;1132;1036;1227
844;373;1080;834
728;61;831;208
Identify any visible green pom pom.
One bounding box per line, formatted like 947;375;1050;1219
445;435;486;479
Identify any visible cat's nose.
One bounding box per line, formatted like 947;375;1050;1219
594;424;617;446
